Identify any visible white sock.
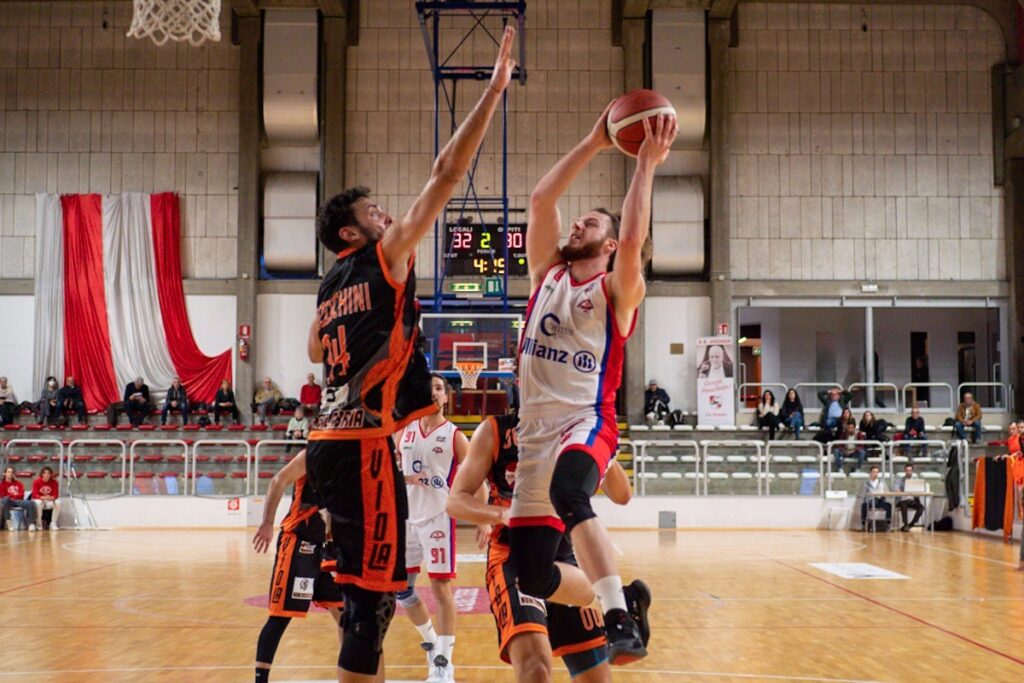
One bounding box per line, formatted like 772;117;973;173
415;620;437;647
436;634;455;664
593;575;627;613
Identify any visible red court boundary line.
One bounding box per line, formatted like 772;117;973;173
776;560;1024;668
0;563;117;595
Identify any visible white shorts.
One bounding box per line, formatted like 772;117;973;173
405;511;456;579
510;409;619;530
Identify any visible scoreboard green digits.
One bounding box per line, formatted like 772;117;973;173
444;222;528;276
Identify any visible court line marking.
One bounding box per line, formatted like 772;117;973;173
0;562;117;595
777;560;1024;668
0;663;883;682
890;535;1021;568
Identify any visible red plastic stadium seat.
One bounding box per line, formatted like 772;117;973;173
183;425;201;432
252;424;268;431
259;455;280;463
279;409;295;416
73;455;92;462
26;424;43;431
116;425;133;431
272;424;288;432
28;455;46;463
194;409;209;415
111;472;125;479
143;455;164;463
235;455;249;463
284;455;296;462
205;424;224;431
160;425;178;431
3;424;21;431
15;470;33;478
183;439;195;446
166;455;186;463
195;455;211;463
71;424;89;431
135;471;155;479
138;425;156;431
258;471;273;478
214;455;233;464
247;439;261;446
161;472;178;478
207;471;226;479
96;455;118;463
6;455;21;463
93;424;111;431
86;472;107;479
228;424;246;431
230;471;247;479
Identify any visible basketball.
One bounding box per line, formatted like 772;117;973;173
606;89;677;157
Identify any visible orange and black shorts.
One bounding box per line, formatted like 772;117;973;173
486;542;606;663
268;531;345;618
306;437;407;593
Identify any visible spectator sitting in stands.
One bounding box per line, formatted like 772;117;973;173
161;377;190;425
37;376;60;426
285;405;310;453
859;410;889;442
57;377;86;426
254;377;282;426
780;388;804;439
122;376;151;427
644;380;671;425
31;466;61;531
299;373;322;415
859;465;892;531
1;467;33;531
894;463;926;532
954;392;983;444
214;379;241;425
0;377;17;426
832;421;865;473
756;389;780;440
901;407;927;455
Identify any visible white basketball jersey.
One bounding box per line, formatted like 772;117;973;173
398;419;459;524
518;263;635;421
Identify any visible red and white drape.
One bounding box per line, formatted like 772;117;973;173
33;192;232;411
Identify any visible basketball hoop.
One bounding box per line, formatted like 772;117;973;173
128;0;222;47
455;361;484;390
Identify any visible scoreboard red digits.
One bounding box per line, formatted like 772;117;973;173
444;223;528;276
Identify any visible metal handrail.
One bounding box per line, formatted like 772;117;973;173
900;383;956;412
192;439;253;496
956;382;1007;412
885;439;952;480
764;440;824;497
2;438;64;480
128;439;189;496
793;383;843;407
67;439;128;497
615;441;637;490
633;440;700;495
253;440;305;494
700;439;764;495
825;439;884;491
846;383;900;412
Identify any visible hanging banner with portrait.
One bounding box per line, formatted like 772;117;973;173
696;335;735;426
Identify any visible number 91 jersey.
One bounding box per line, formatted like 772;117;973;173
398;419;460;525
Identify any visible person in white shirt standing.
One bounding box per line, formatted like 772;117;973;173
395;374;469;683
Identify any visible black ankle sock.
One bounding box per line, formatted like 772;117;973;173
255;668;270;683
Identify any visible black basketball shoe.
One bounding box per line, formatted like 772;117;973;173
623;579;652;648
605;607;647;665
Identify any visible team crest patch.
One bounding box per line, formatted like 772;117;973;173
430;530;446;540
292;577;315;600
578;299;594;312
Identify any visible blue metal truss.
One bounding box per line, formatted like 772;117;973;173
415;0;526;311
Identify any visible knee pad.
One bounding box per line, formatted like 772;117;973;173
338;587;396;675
396;574;420;608
509;526;563;600
550;451;600;533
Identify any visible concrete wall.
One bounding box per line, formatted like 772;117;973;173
728;3;1006;281
0;1;239;279
642;297;712;413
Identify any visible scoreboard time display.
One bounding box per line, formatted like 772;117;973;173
444;221;528;276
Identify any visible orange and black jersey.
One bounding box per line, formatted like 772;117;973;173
310;241;434;440
487;413;520;547
281;475;326;543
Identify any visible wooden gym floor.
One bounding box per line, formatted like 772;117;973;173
0;528;1022;682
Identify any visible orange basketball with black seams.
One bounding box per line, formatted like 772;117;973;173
606;89;677;157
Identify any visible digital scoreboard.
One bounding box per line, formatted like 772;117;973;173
444;221;528;276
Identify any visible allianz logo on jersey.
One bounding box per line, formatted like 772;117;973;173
521;334;599;374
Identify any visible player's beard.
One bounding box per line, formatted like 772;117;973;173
560;239;605;262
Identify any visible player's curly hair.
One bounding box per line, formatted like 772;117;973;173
317;186;371;254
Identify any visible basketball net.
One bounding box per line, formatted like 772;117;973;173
128;0;222;47
455;361;484;390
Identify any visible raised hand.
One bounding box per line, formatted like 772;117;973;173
637;114;678;166
587;100;616;150
489;25;517;94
